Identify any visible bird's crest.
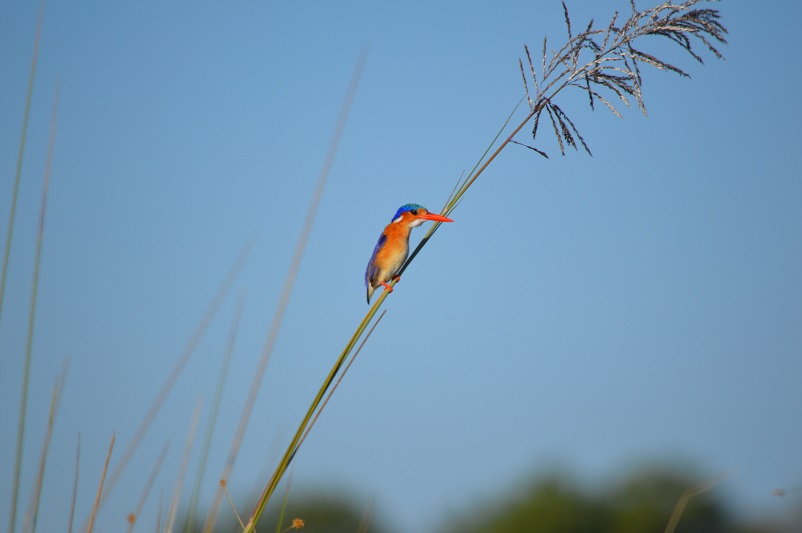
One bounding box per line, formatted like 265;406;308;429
392;203;425;222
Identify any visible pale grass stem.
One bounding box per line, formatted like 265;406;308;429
67;433;80;533
205;48;367;533
87;432;116;533
184;294;246;533
10;74;58;533
24;361;67;533
356;494;376;533
83;238;252;530
156;492;164;533
164;400;203;533
242;300;386;532
220;480;245;531
664;474;725;533
0;0;44;333
294;310;387;456
126;442;170;533
275;464;296;533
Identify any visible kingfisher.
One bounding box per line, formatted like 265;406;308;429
365;203;454;303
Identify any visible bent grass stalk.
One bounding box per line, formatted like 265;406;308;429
664;475;725;533
241;2;727;531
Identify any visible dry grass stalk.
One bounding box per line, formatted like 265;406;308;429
87;432;116;533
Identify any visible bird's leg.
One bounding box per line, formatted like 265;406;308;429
380;276;400;293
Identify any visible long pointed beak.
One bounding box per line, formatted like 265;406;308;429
416;212;454;223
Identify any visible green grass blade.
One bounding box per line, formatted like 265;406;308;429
82;239;252;530
204;47;367;533
274;465;296;533
183;294;245;533
294;310;386;455
242;300;387;532
164;400;202;533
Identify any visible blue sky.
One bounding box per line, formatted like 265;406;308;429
1;1;801;532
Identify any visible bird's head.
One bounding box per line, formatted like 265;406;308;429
390;203;453;228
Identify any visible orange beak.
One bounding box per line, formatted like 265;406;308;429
415;212;454;223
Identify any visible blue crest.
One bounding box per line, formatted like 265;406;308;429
391;203;425;221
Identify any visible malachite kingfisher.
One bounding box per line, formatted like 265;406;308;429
365;203;454;303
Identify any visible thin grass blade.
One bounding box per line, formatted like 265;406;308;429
9;69;57;533
0;0;44;337
25;361;67;533
184;294;245;533
87;433;115;533
126;442;170;533
164;400;202;533
85;238;252;530
67;433;80;533
205;47;367;533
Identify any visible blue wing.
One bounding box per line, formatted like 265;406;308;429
365;232;387;288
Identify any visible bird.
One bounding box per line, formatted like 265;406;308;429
365;203;454;303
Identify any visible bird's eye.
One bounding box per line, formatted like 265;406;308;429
410;209;418;216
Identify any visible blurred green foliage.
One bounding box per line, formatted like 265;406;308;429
443;467;786;533
183;465;793;533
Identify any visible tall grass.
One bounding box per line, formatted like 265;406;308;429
241;2;727;530
1;1;729;532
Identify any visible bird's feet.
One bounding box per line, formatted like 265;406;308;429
380;276;401;293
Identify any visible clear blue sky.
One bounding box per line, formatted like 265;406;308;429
1;1;800;532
